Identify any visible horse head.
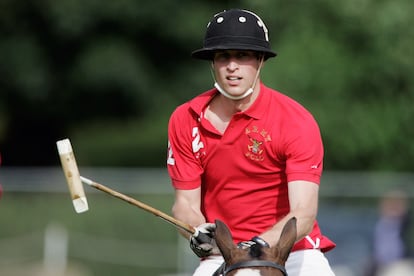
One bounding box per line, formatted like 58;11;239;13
215;217;297;276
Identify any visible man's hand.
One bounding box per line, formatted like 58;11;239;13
237;236;270;249
190;223;219;258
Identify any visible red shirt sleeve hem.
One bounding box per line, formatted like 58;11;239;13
287;172;321;185
172;179;201;190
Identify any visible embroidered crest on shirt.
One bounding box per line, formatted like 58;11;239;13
245;126;271;162
248;138;263;155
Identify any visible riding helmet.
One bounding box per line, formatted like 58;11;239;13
192;9;277;60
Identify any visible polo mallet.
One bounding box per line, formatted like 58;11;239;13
56;138;210;242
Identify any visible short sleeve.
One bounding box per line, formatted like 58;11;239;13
284;111;324;184
167;104;203;190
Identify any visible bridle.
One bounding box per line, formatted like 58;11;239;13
223;260;287;276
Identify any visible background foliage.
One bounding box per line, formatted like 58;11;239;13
1;0;413;170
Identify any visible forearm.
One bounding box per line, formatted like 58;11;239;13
260;180;319;247
172;191;206;239
260;210;315;247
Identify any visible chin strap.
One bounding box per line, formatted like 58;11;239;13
211;56;264;100
214;82;253;100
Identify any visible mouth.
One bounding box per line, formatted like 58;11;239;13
226;76;242;86
227;76;242;81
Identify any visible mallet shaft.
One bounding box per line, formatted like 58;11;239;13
80;176;195;235
57;138;196;236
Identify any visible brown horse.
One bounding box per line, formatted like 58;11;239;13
215;217;297;276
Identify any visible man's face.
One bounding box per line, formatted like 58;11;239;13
212;50;262;98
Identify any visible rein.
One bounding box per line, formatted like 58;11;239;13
224;260;287;276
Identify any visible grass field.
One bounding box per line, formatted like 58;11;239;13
1;169;413;275
0;192;192;275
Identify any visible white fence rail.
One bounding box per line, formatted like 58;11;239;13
1;167;413;197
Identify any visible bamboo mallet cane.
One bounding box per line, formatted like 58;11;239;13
56;138;198;236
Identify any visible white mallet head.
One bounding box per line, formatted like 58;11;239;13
56;138;89;213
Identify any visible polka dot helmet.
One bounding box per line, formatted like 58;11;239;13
192;9;277;60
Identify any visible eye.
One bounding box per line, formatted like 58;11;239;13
214;52;230;61
236;52;249;58
235;51;256;61
214;51;256;62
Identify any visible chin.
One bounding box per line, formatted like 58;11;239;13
226;88;244;96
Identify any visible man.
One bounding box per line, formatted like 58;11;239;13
369;189;411;275
167;9;336;275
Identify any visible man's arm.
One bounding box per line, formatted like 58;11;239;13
259;180;319;246
172;187;206;239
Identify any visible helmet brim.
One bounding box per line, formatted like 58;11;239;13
192;45;277;60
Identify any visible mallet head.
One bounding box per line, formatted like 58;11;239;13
56;138;89;213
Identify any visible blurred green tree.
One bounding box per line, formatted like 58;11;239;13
0;0;412;170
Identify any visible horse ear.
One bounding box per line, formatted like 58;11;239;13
215;219;236;262
275;217;297;262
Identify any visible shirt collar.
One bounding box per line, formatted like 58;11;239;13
243;82;269;119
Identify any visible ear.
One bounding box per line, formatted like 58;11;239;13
215;219;237;262
275;217;297;262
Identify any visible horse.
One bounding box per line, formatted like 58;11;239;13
214;217;297;276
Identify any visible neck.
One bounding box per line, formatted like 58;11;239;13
213;85;259;115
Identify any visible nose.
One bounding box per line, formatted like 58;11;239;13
226;59;239;71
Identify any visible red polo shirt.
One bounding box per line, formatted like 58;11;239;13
167;83;335;252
